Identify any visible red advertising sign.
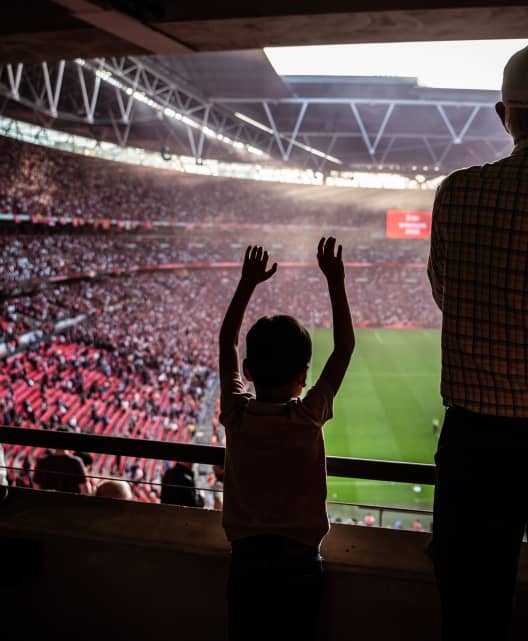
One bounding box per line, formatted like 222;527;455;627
386;210;432;239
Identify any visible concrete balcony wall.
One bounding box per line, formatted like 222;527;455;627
0;488;527;640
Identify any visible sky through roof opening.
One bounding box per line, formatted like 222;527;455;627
265;40;528;91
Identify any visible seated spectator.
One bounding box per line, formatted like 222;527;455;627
33;427;91;495
412;518;423;532
160;461;204;508
95;479;133;501
212;464;224;511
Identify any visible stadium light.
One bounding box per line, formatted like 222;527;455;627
74;59;269;159
234;112;274;134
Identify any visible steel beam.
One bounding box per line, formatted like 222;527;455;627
0;56;508;171
350;102;395;157
6;64;23;101
41;60;65;119
263;102;287;160
77;63;101;124
211;97;496;108
284;102;308;161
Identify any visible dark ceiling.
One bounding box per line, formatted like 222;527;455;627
1;1;528;63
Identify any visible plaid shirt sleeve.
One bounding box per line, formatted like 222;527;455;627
427;180;449;311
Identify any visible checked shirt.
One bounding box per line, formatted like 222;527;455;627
428;139;528;416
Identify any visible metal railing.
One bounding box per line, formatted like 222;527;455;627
0;426;436;485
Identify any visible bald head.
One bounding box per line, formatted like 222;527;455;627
502;46;528;109
96;479;133;501
497;45;528;143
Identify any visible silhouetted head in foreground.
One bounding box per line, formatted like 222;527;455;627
243;315;312;401
496;45;528;144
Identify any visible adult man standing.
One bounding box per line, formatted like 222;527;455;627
428;45;528;641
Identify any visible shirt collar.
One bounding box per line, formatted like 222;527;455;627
246;398;292;416
512;137;528;155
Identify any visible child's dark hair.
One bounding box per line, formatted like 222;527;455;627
245;315;312;388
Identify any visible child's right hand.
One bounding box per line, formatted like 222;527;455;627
240;245;278;287
317;237;344;282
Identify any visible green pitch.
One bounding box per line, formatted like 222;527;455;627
310;328;443;520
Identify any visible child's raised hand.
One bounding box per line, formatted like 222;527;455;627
240;245;278;286
317;237;344;281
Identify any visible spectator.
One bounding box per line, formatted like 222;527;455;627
0;443;6;486
160;462;204;508
411;518;423;532
33;427;91;495
95;479;133;500
211;464;224;511
428;45;528;641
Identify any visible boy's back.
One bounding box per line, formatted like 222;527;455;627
221;372;333;546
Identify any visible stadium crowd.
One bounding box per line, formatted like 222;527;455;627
0;229;429;291
0;262;439;500
0;136;433;225
0;133;439;509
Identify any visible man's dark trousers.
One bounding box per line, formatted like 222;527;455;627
433;406;528;640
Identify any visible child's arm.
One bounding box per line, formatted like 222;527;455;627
219;246;277;389
316;237;355;396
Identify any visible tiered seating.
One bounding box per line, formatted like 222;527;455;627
1;338;209;502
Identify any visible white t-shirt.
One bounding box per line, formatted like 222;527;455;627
220;374;333;548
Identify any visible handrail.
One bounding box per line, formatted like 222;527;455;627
0;426;436;485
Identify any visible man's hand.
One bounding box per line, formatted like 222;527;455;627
240;245;278;288
317;237;344;282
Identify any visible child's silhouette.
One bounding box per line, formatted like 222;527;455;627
219;238;355;641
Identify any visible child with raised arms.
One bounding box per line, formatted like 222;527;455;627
219;237;354;641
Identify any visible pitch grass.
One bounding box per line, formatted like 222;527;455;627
310;328;443;520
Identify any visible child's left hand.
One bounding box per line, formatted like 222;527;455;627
240;245;277;287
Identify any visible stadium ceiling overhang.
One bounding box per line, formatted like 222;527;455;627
0;51;512;174
2;1;528;63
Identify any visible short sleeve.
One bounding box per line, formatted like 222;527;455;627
299;377;334;427
428;179;449;310
219;372;252;429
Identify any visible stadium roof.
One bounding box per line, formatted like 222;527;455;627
0;48;513;174
0;2;525;173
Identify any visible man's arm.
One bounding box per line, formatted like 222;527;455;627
317;237;355;396
427;182;448;311
219;246;277;389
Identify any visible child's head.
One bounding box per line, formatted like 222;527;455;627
243;315;312;392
